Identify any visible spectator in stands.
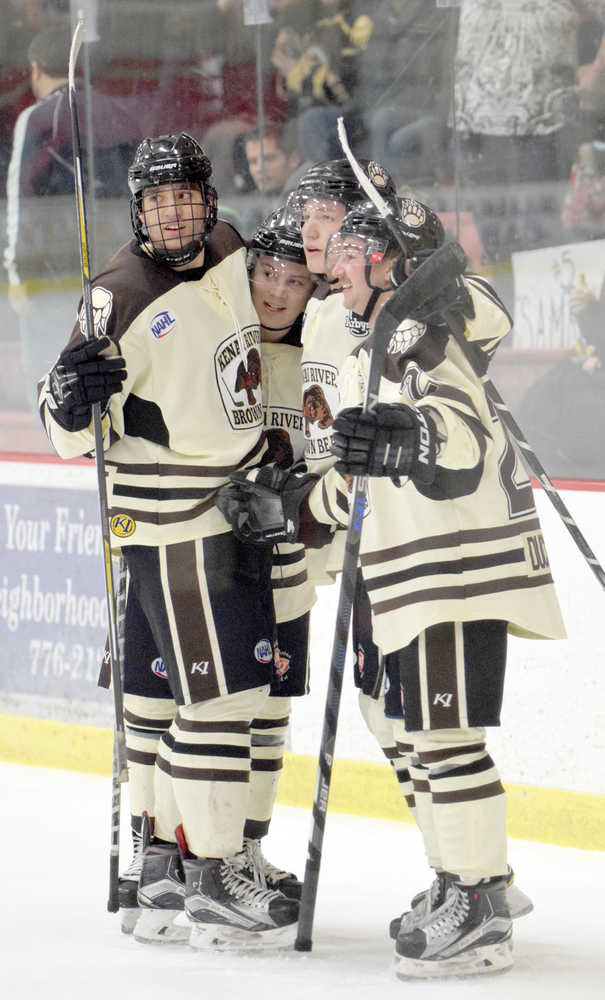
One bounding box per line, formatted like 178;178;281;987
516;269;605;479
451;1;605;262
3;24;137;411
454;1;605;187
237;123;312;237
244;123;309;195
357;0;456;186
561;130;605;240
271;0;372;161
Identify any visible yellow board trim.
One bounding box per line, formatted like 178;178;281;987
2;713;603;852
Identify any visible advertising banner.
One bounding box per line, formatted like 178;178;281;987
512;239;605;349
0;461;108;706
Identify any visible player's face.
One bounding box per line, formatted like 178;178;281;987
327;235;392;315
300;199;346;275
251;255;315;342
245;138;294;194
140;182;208;254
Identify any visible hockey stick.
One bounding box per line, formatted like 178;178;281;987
294;240;468;952
68;19;128;914
337;117;605;592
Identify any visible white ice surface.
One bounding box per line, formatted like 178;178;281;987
1;762;604;1000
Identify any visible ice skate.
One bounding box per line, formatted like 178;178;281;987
231;838;302;900
389;865;532;939
134;815;189;944
395;876;513;979
118;819;144;934
176;826;299;951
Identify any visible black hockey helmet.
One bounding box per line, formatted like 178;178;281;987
329;196;443;261
128;132;218;266
248;207;307;270
285;158;396;222
326;197;445;306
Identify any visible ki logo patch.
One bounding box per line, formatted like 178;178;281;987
110;514;136;539
433;692;454;708
191;661;210;676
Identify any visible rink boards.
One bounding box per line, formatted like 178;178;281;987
1;455;604;852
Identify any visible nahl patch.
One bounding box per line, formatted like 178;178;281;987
255;639;274;663
150;309;178;339
151;657;167;679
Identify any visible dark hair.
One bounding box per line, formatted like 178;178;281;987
28;26;71;78
243;122;298;159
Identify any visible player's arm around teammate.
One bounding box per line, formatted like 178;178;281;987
39;133;302;951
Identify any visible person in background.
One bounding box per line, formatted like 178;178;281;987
3;24;137;410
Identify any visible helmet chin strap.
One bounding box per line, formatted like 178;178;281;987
361;262;389;321
261;321;293;332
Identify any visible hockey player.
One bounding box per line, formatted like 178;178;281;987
38;132;301;951
218;198;566;975
321;201;566;976
286;161;440;820
239;208;318;887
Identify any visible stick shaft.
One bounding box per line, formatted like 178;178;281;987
68;18;127;914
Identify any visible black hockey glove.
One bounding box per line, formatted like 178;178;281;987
331;403;437;485
408;276;475;335
46;335;127;432
216;461;320;545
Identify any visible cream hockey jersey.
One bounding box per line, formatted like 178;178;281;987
307;283;567;654
300;275;515;583
301;288;372;582
261;338;316;623
39;224;267;548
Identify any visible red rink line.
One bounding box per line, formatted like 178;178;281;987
1;452;604;492
0;452;92;466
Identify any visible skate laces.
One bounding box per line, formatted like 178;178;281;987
120;827;144;880
220;857;282;909
243;838;293;888
424;884;471;942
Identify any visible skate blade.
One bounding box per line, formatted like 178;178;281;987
506;883;534;919
120;907;141;935
133;908;190;944
395;938;514;979
189;921;297;952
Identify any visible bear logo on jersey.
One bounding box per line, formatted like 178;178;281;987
388;319;427;357
302;384;333;437
274;648;291;681
215;326;264;430
78;286;113;338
